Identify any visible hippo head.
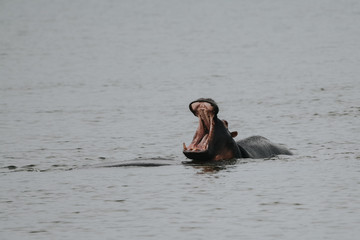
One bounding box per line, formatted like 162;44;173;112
183;98;240;161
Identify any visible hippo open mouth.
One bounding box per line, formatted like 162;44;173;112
183;99;218;159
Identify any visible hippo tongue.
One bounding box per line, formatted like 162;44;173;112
186;133;208;151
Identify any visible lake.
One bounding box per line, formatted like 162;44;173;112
1;0;359;239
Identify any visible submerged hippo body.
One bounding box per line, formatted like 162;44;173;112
183;98;292;161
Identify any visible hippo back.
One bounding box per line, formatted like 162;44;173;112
237;136;292;159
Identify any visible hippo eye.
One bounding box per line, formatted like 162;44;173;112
222;120;228;128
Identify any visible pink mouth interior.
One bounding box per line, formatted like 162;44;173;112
184;102;215;152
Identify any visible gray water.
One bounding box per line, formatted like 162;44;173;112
1;0;360;239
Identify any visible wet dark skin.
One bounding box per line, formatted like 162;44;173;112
183;98;292;161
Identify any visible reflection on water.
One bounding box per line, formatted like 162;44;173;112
1;0;360;239
183;158;241;173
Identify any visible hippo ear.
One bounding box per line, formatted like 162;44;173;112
231;131;238;138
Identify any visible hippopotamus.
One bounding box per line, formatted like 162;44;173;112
183;98;292;161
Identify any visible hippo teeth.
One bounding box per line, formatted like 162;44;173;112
199;110;211;131
184;116;213;152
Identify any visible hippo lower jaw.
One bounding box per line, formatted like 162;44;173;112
183;101;216;159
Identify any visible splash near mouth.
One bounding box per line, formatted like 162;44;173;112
183;101;216;153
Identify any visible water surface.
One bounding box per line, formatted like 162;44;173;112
1;0;359;239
